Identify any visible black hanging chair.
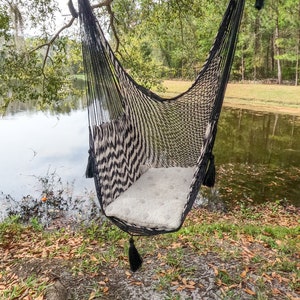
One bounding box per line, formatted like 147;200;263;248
72;0;263;271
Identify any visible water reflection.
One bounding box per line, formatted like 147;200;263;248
215;109;300;167
0;104;299;217
2;87;86;117
215;108;300;206
0;106;94;214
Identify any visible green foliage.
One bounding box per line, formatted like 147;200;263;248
1;0;300;111
112;0;227;81
0;35;82;113
0;8;9;39
0;215;23;244
111;0;300;84
0;0;83;113
30;217;44;231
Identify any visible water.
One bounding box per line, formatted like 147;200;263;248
214;109;300;206
0;104;299;220
215;109;300;167
0;102;96;219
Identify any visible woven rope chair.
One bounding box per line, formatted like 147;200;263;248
74;0;262;271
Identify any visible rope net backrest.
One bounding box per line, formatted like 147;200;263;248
79;0;245;233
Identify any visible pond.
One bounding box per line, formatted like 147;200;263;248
0;102;299;221
214;109;300;207
0;99;96;221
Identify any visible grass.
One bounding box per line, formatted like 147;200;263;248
155;80;300;115
1;81;299;297
1;80;299;298
0;210;300;299
1;201;299;299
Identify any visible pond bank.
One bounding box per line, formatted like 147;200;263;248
223;101;300;117
1;82;299;299
158;81;300;116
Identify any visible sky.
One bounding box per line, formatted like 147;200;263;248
22;1;79;37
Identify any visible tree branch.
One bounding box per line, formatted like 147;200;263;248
91;0;113;9
91;0;120;52
29;0;119;76
30;17;76;76
106;2;120;53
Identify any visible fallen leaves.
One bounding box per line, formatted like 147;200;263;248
169;276;198;292
1;201;299;299
244;287;256;295
240;267;249;279
0;268;48;300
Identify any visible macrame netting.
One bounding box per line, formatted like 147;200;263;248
78;0;245;235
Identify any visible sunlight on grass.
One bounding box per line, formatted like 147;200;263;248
226;83;300;106
155;80;300;115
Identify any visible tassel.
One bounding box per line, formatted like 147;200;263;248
255;0;264;10
203;154;215;188
85;149;94;178
128;237;143;272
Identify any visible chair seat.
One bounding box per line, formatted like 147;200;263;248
105;167;195;231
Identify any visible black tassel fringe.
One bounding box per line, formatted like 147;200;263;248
203;154;215;188
128;237;143;272
85;149;94;178
255;0;264;10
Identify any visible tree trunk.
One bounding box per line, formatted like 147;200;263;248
296;33;299;86
296;2;300;86
274;22;282;84
241;52;245;81
253;15;260;81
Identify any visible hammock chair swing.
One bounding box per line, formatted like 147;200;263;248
71;0;264;271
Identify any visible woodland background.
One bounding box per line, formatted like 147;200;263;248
0;0;299;110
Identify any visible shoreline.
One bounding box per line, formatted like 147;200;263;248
223;99;300;116
158;81;300;116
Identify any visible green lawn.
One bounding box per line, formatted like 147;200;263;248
156;80;300;115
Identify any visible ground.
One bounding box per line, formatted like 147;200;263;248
159;81;300;116
1;200;299;300
1;82;300;299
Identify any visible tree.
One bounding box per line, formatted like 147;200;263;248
0;0;80;113
112;0;227;80
1;0;299;114
280;0;300;85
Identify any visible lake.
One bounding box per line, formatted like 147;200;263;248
215;109;300;207
0;100;96;220
0;102;299;221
